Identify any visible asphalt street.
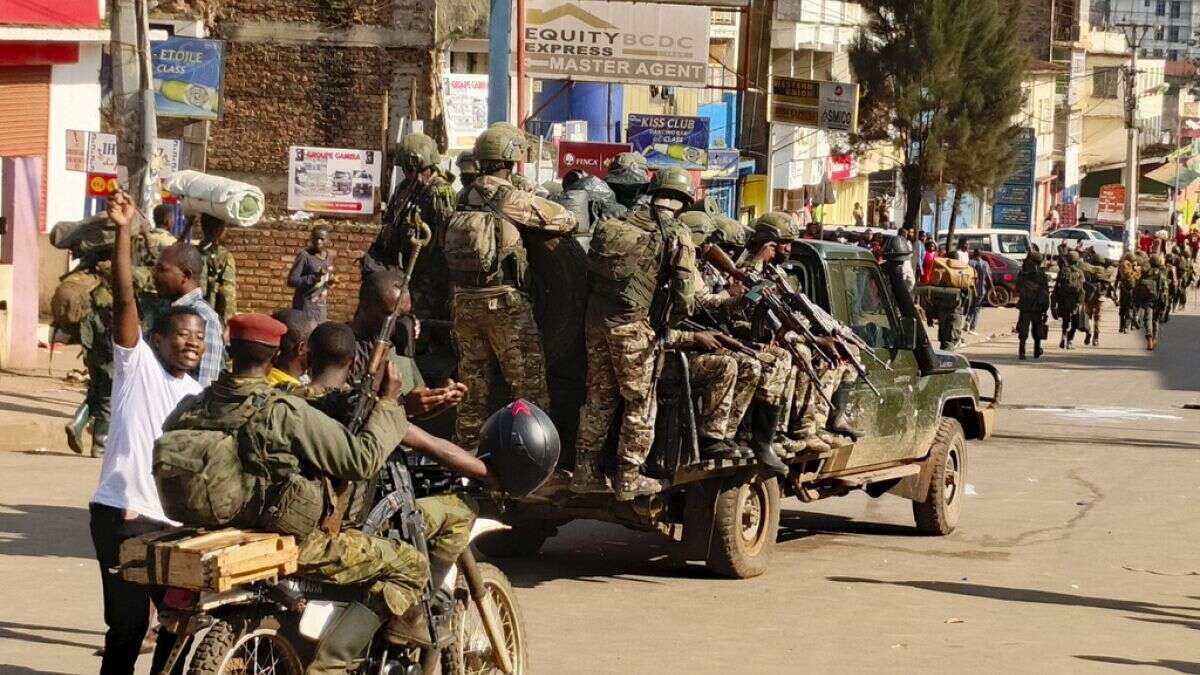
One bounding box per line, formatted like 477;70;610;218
1;305;1198;674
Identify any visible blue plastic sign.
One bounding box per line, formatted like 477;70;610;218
626;114;711;170
991;127;1037;231
151;37;225;120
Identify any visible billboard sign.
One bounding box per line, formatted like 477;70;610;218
443;74;489;150
1097;184;1126;224
520;0;710;87
626;114;710;169
151;37;226;120
991;127;1037;230
288;146;382;214
557;141;631;178
770;76;859;132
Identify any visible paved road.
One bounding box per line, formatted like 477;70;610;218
1;307;1198;674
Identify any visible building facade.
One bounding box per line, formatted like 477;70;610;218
1097;0;1197;61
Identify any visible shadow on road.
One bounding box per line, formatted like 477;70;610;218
1074;655;1200;673
0;619;101;652
0;668;79;675
777;510;919;543
992;432;1200;451
0;399;70;419
827;577;1200;621
0;503;94;559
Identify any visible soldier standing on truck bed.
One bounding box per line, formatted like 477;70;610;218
571;168;697;500
445;123;576;453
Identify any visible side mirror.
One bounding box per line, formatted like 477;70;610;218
897;315;918;351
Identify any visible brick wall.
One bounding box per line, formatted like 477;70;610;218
226;216;378;321
218;0;393;26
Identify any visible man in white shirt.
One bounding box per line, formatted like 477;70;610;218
88;191;205;675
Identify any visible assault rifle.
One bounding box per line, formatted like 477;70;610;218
648;212;685;376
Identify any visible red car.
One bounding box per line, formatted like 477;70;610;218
977;250;1020;306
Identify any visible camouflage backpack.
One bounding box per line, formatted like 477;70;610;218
586;214;665;314
51;269;103;330
444;184;527;288
1056;265;1085;304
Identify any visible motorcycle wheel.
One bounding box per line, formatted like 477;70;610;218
187;613;306;675
448;563;529;675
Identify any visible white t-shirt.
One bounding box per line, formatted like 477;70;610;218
91;337;203;523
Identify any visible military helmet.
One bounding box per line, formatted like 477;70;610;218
689;196;722;218
711;215;750;248
474;123;526;163
1067;250;1081;263
678;211;717;247
1026;250;1044;265
397;132;440;173
1151;253;1166;267
881;234;913;261
478;399;561;498
456;151;480;174
605;152;650;186
647;167;696;204
749;211;796;245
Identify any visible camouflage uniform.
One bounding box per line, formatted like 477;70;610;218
1052;254;1087;349
1117;253;1140;333
1136;256;1169;349
450;174;575;452
1015;254;1051;359
198;240;237;323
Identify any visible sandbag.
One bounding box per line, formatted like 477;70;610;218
928;257;976;290
166;170;264;227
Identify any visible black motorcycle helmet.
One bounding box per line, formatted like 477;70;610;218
478;400;561;498
881;234;913;261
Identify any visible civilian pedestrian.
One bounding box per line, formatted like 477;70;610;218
921;243;937;285
89;191;203;675
953;239;970;264
287;225;335;325
914;230;928;280
966;249;993;333
853;202;865;227
148;235;225;387
267;308;316;388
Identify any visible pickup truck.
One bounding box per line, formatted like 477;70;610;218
478;240;1001;578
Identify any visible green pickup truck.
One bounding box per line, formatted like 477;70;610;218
479;240;1001;578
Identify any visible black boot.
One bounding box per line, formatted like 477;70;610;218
827;387;863;439
64;402;89;456
1034;340;1043;359
750;404;788;477
309;602;382;675
1018;340;1027;360
699;436;740;460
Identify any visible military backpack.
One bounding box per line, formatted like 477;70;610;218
1055;265;1085;304
586;216;665;316
928;257;976;291
444;184;528;288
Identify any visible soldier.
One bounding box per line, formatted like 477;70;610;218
445;122;575;452
1171;243;1192;310
604;152;651;210
1052;250;1086;350
1117;251;1141;333
157;313;493;672
1015;252;1051;360
571;168;697;499
365;132;458;323
197;213;237;323
1136;254;1169;350
455;151;480;201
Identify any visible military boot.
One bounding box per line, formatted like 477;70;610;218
802;433;832;454
749;404;788;477
1018;340;1027;361
699;437;740;461
309;602;382;675
90;433;107;458
827;388;863;440
1146;336;1154;351
64;402;89;456
1033;340;1044;359
569;451;611;494
1092;332;1099;347
614;466;662;502
820;431;853;449
386;603;434;647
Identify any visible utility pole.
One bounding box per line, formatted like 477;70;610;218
1116;22;1151;254
110;0;159;219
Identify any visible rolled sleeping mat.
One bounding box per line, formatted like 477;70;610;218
166;170;265;227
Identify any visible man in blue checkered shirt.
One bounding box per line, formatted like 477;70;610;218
149;240;226;386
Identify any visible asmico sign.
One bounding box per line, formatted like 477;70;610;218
519;0;711;88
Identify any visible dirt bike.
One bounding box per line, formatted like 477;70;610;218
152;454;528;675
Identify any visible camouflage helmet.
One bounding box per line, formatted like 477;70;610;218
711;215;751;248
689;196;722;217
647;167;696;204
456;151;480;174
678;211;716;247
605;152;650;186
397;132;440;173
749;211;797;246
1026;250;1044;265
1067;250;1081;263
1151;253;1166;267
474;123;526;163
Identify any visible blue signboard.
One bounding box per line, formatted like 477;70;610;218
626;114;711;170
151;37;225;120
991;127;1037;231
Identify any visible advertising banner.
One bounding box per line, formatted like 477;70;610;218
69;130;182;186
829;154;855;181
627;114;710;169
991;127;1037;230
1097;184;1126;224
66;130;88;172
443;74;490;150
704;148;741;179
557;141;631;178
288;146;382;214
86;173;120;198
151;37;226;120
520;0;710;87
770;77;859;132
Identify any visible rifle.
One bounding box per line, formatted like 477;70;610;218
321;214;433;537
647;212;684;376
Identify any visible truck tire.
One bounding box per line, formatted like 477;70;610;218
475;520;556;559
912;417;966;536
705;475;780;579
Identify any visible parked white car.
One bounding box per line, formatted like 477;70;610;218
938;228;1032;262
1032;227;1124;262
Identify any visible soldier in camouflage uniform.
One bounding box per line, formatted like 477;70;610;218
1015;251;1051;359
572;168;697;499
366;133;458;324
197;213;237;323
161;315;491;672
1136;254;1169;350
447;123;576;453
1117;251;1141;333
455;151;480;202
604;152;651;210
1052;250;1087;349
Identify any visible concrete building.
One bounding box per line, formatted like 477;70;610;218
1025;61;1064;231
1080;29;1166;171
1095;0;1198;61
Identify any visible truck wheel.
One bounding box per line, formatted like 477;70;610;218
475;520;555;559
912;417;966;536
706;475;780;579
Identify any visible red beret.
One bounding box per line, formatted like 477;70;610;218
228;313;287;347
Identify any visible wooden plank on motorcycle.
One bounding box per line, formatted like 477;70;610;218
119;528;299;592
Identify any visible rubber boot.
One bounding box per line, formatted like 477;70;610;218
1092;331;1099;347
308;602;382;675
614;465;662;502
65;402;89;456
827;387;863;440
699;436;740;460
569;451;611;494
1018;340;1027;361
385;603;434;647
90;433;107;458
1034;340;1043;359
1146;336;1154;351
750;405;788;477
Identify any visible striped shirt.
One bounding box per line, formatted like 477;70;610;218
173;288;225;387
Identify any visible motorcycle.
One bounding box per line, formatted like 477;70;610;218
150;453;528;675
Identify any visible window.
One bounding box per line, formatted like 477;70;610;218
842;264;896;350
1169;49;1180;60
1093;67;1120;98
1169;25;1181;42
1171;1;1182;18
960;235;992;252
1156;0;1166;15
1090;229;1112;241
1155;25;1166;40
997;235;1030;255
